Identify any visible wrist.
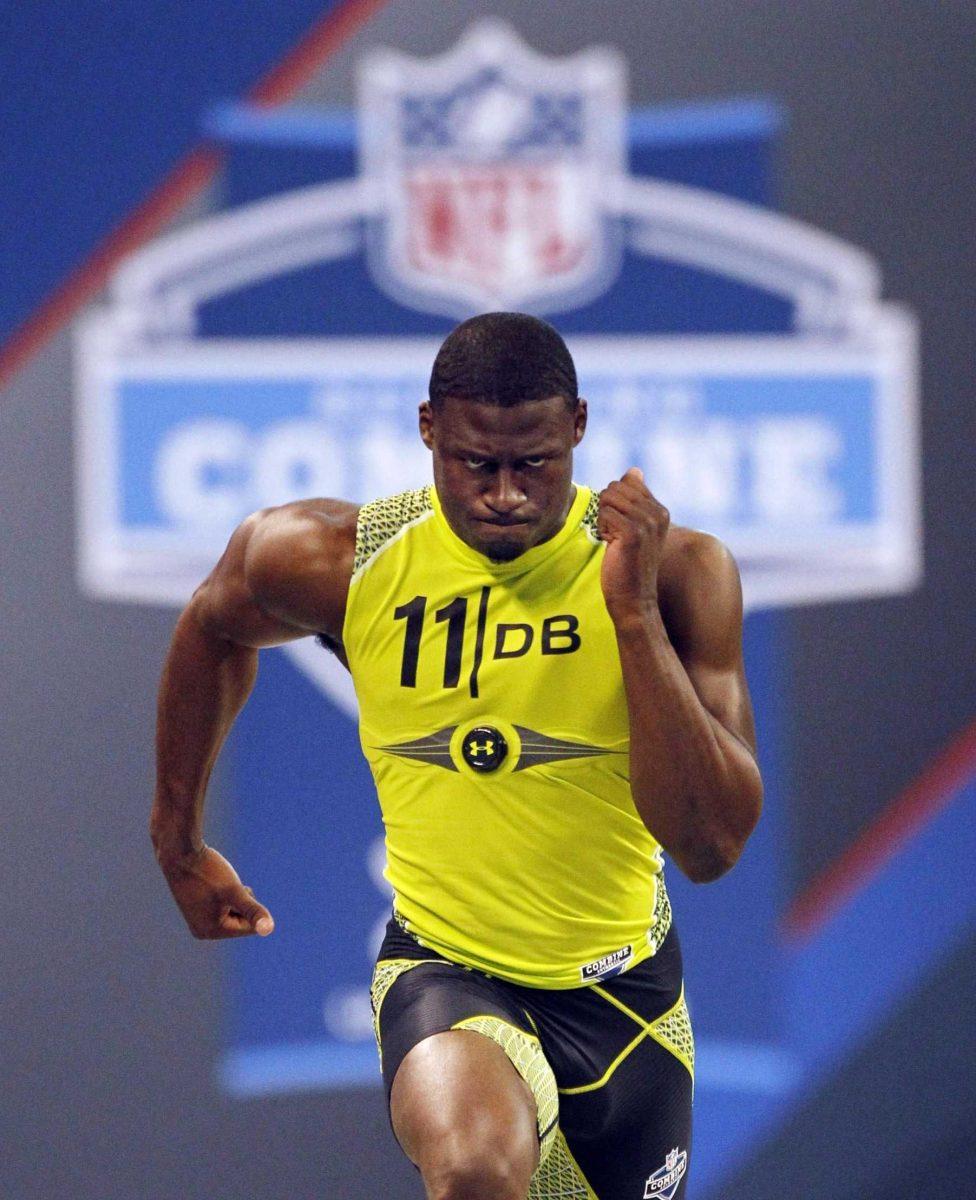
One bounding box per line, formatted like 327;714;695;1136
150;811;205;869
607;598;664;637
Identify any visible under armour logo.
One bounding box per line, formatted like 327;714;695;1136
461;726;508;772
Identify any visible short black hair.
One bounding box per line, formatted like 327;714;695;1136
428;312;578;408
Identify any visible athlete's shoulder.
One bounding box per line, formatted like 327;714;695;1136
245;497;358;573
662;525;738;581
658;526;743;652
353;485;435;575
243;498;359;625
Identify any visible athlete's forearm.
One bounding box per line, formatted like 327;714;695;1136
150;601;258;867
613;610;762;883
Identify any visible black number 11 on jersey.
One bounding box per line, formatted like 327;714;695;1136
393;588;581;698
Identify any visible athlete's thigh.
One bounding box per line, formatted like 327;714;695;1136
371;934;550;1177
391;1025;539;1175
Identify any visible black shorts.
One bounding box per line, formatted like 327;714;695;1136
371;915;693;1200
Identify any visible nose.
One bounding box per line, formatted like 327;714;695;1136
485;467;527;515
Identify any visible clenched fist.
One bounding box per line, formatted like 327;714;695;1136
159;844;275;940
597;467;670;625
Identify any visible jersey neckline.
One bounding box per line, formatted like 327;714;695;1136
430;484;592;576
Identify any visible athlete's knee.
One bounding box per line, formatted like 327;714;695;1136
423;1138;534;1200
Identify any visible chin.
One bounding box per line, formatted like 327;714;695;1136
484;539;525;563
469;525;530;561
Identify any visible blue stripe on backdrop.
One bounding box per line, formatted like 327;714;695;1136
204;104;359;150
627;97;785;146
0;2;344;343
204;97;785;153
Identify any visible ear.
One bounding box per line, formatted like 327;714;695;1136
418;400;434;450
573;398;588;446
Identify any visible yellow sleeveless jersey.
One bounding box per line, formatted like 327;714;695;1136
342;484;671;989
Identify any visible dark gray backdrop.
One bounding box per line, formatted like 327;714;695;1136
3;3;973;1197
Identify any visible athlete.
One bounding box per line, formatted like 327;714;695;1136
151;312;762;1200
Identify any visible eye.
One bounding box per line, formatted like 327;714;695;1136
522;457;546;468
463;457;487;470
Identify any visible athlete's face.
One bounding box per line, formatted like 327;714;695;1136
419;394;587;561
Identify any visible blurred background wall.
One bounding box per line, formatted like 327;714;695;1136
2;3;973;1198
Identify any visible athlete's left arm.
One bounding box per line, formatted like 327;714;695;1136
599;469;763;883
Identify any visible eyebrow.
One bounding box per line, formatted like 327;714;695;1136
456;447;556;461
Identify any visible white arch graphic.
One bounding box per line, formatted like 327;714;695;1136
109;170;880;343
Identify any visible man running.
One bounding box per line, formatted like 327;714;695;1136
151;312;762;1199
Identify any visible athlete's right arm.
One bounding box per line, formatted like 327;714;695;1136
150;499;357;939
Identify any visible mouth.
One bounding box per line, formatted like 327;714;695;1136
475;521;532;562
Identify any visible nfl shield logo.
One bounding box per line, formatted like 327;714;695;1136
644;1146;688;1199
358;20;626;316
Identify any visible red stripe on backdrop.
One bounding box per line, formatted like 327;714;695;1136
0;0;389;391
781;718;976;945
250;0;389;106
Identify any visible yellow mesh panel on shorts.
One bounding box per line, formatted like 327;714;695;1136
354;487;432;573
452;1017;599;1197
527;1129;598;1199
648;984;695;1079
450;1016;561;1168
369;957;443;1064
